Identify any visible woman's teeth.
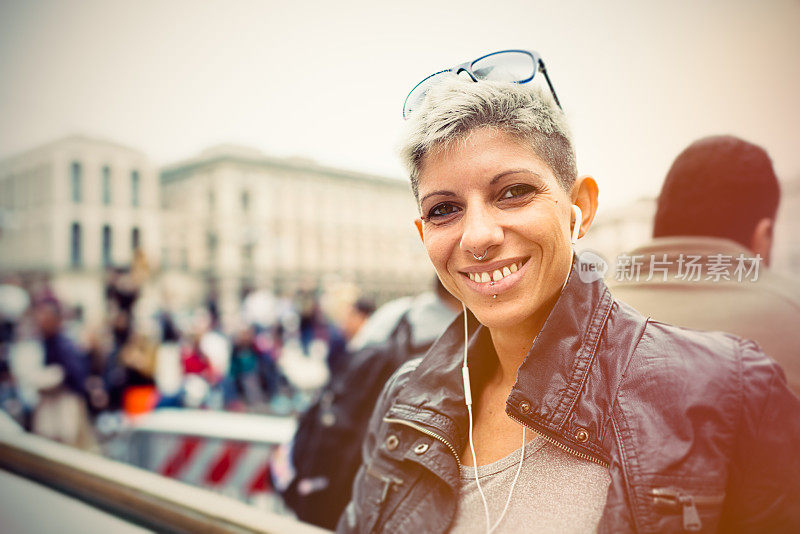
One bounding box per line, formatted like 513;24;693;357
467;261;522;283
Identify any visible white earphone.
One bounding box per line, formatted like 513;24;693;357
571;204;583;245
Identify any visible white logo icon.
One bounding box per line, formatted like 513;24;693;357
577;250;609;283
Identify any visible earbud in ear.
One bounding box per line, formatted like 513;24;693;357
571;205;583;245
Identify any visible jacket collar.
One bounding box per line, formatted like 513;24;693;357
389;255;613;457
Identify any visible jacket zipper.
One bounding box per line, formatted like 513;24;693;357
383;416;462;467
651;487;723;531
366;465;404;505
385;414;610;470
365;465;405;533
507;413;609;468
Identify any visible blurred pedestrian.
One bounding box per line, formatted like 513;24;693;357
341;298;376;346
279;280;459;529
0;281;29;427
83;326;111;417
229;325;265;407
297;290;348;379
30;295;95;449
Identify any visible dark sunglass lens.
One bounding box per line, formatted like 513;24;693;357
471;51;536;83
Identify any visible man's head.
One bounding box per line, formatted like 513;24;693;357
653;135;780;262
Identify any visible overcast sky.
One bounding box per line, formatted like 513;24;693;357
1;0;798;211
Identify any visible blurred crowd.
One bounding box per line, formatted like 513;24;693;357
0;265;380;450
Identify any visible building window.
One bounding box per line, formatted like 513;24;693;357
241;190;250;211
70;222;82;267
131;170;140;207
206;231;218;262
102;225;112;267
242;243;255;270
71;162;82;203
102;166;111;205
131;226;141;251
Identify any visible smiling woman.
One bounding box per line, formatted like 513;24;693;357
339;60;800;534
413;128;591;336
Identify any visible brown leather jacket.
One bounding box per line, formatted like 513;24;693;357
338;258;800;533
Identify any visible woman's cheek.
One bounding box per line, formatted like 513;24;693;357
424;238;461;295
424;232;450;265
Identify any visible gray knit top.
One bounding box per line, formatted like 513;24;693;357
449;433;611;533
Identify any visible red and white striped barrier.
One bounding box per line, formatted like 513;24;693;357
110;409;296;508
150;435;274;500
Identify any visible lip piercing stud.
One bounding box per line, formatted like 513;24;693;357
472;250;488;261
493;295;497;299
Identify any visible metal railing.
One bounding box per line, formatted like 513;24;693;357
0;427;329;533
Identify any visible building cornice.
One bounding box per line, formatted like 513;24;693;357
0;135;148;169
160;151;408;190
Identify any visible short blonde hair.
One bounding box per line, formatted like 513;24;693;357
399;76;577;205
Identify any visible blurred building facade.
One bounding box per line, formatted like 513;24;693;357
1;137;434;329
0;136;160;324
159;145;432;326
579;175;800;276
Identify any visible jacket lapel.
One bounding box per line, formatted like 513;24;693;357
389;256;613;461
507;257;613;432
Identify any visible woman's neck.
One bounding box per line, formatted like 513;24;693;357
483;254;574;388
486;290;561;388
487;321;541;387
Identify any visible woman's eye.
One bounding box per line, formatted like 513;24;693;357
500;184;536;200
426;203;459;220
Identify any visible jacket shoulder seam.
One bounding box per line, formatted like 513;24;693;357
611;314;649;402
559;288;615;427
384;357;423;399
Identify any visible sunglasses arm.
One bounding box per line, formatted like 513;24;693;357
538;60;562;110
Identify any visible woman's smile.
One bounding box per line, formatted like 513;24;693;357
458;256;530;296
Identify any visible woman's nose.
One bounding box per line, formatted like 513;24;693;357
459;206;503;259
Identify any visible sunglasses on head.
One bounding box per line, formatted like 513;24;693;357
402;49;562;119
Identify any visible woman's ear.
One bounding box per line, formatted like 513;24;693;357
413;218;424;243
571;175;599;240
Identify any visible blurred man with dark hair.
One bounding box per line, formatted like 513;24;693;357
653;135;780;261
341;297;376;345
611;135;800;392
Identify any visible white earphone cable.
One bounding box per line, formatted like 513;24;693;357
489;426;525;533
457;205;580;532
462;303;526;534
463;305;491;532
